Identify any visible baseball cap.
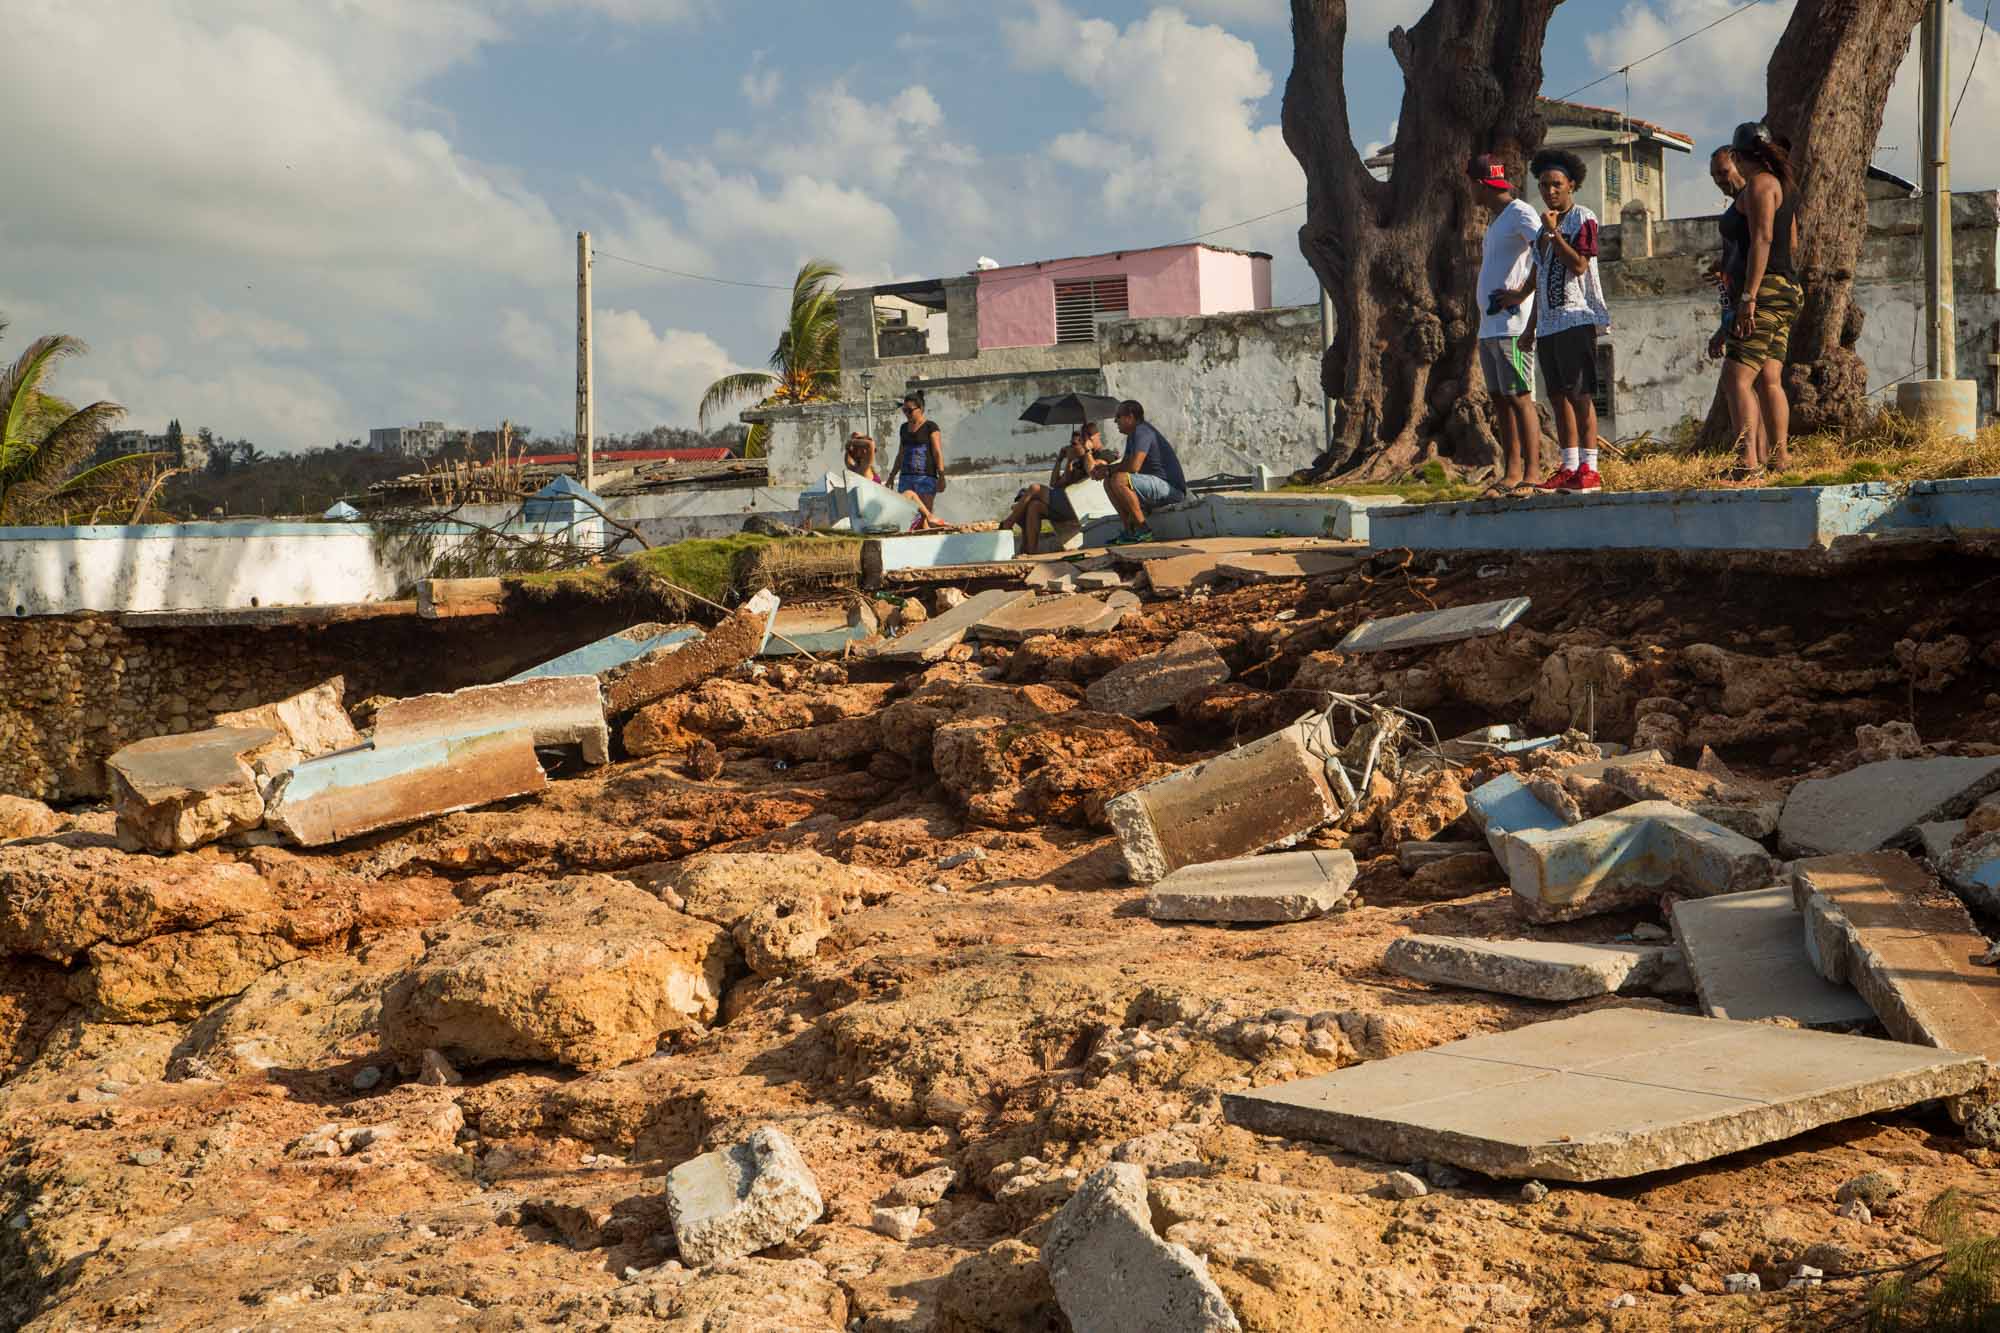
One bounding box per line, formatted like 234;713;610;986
1467;154;1511;187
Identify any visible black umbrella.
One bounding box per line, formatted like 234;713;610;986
1018;392;1122;426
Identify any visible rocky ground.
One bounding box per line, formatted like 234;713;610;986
4;547;2000;1331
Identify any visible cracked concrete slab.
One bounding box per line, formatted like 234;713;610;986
862;589;1034;663
1145;849;1358;923
1222;1008;1984;1182
1778;756;2000;857
1382;935;1677;1001
1670;887;1874;1029
1338;597;1532;654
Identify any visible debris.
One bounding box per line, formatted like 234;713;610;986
1382;936;1682;1002
351;1066;382;1091
938;849;987;870
1630;922;1669;942
1214;551;1367;583
1939;831;2000;911
1075;569;1128;591
1407;852;1504;900
372;676;611;766
1609;1292;1637;1308
1670;887;1874;1029
1042;1163;1242;1333
263;731;548;848
1837;1170;1901;1207
1222;1008;1983;1182
1465;773;1570;854
0;795;60;842
1085;632;1232;719
1498;801;1776;923
1841;1198;1872;1224
131;1148;165;1167
1396;840;1490;872
416;1049;462;1087
1787;1264;1824;1290
685;738;724;781
1383;1170;1428;1199
1144;849;1358;923
1601;762;1783;840
417;577;505;619
870;1205;920;1241
1107;713;1341;884
214;677;363;765
1855;720;1925;763
861;589;1035;664
509;623;701;683
1142;551;1228;598
665;1126;825;1267
1793;852;2000;1063
884;1165;956;1207
107;726;281;853
1778;756;2000;858
1337;596;1532;654
934;587;968;610
1724;1273;1760;1295
601;592;779;714
968;590;1140;643
1519;1181;1548;1204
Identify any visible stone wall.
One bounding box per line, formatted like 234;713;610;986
0;608;638;802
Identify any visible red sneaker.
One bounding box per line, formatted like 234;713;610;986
1562;466;1604;493
1534;467;1576;491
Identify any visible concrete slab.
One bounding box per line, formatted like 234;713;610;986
509;623;700;682
1338;597;1531;654
1603;762;1782;840
108;726;280;853
1145;849;1358;923
868;530;1019;572
968;590;1139;643
1920;820;1968;864
1222;1008;1985;1182
1086;632;1232;718
1794;852;2000;1063
861;588;1035;663
1670;887;1874;1029
1383;935;1676;1001
1107;714;1341;884
1499;800;1777;923
1214;551;1368;583
372;675;610;766
1144;552;1225;597
602;593;776;714
761;601;878;657
839;470;924;534
264;731;547;848
1466;773;1570;855
1778;756;2000;857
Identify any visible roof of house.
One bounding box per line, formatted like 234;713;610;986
1365;96;1696;169
845;242;1273;297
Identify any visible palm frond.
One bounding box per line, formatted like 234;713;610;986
0;401;125;521
0;335;85;476
697;370;778;430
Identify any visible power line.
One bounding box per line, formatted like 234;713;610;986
1954;0;1995;124
1550;0;1770;104
594;251;795;292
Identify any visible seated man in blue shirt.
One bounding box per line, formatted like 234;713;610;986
1094;399;1186;546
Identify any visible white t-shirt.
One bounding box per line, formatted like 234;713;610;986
1533;204;1612;336
1477;198;1542;340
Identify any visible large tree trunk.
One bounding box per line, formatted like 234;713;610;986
1287;0;1564;480
1767;0;1928;435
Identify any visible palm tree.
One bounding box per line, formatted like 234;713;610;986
698;259;843;457
0;323;140;524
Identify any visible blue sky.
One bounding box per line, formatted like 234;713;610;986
3;0;1994;452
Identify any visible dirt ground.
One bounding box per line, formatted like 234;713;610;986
4;546;2000;1332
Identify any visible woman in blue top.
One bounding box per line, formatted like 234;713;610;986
885;391;949;529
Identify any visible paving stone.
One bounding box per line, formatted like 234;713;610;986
1042;1163;1242;1333
1499;800;1776;923
969;591;1137;643
1382;936;1676;1001
1778;756;2000;857
1213;551;1368;583
1602;761;1782;840
373;675;610;766
1143;552;1226;597
1145;849;1358;923
1086;632;1232;718
1337;596;1532;654
861;589;1034;663
1222;1008;1984;1182
666;1126;824;1267
1107;714;1340;884
1793;852;2000;1063
264;732;547;848
108;726;281;853
1670;887;1874;1028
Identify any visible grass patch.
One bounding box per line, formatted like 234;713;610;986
1605;411;2000;493
1864;1189;2000;1331
511;533;861;619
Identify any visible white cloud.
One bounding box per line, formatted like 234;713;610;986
594;309;740;423
191;304;312;354
742;64;782;109
500;309;563;370
515;0;708;22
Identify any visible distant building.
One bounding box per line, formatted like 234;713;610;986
368;420;462;456
101;428;204;471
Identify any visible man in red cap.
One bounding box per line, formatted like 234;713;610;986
1468;153;1543;495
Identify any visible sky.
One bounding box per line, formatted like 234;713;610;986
5;0;1999;452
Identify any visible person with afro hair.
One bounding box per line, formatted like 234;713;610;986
1526;147;1612;493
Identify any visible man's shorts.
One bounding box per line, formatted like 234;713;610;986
1129;472;1185;512
1537;324;1600;399
1478;335;1533;398
1047;485;1078;524
1725;273;1803;370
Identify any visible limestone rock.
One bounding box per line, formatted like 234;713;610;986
0;796;60;843
215;677;362;764
1085;632;1232;718
636;851;898;931
1601;761;1782;840
71;928;304;1023
666;1126;824;1267
1042;1163;1242;1333
107;726;279;853
384;875;733;1071
733;890;831;978
1855;721;1924;763
0;843;276;965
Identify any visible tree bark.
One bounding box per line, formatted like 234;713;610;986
1763;0;1928;436
1287;0;1564;480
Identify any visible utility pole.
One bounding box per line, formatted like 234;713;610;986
576;231;596;489
1899;0;1979;435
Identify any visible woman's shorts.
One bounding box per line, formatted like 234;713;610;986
1725;274;1803;370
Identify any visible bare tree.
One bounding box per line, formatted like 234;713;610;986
1287;0;1566;481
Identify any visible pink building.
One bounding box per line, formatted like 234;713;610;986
973;243;1274;350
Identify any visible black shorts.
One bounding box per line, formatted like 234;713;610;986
1537;324;1599;399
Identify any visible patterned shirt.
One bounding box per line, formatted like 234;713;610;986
1533;204;1611;335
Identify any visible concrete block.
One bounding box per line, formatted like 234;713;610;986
1383;936;1676;1001
868;529;1019;571
1222;1008;1985;1182
214;677;362;762
666;1126;825;1267
1107;714;1341;884
1321;495;1405;543
1670;887;1874;1029
1793;852;2000;1063
968;590;1139;643
1145;849;1357;923
1086;632;1231;718
840;470;924;534
1465;773;1570;858
860;588;1034;664
1337;597;1532;654
1042;1163;1242;1333
509;623;701;682
602;594;776;714
108;726;281;853
373;675;610;765
1779;756;2000;857
1499;800;1777;923
1213;550;1368;583
264;731;547;847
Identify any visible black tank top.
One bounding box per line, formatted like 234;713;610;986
1722;183;1796;288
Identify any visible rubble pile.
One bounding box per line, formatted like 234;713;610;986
3;541;2000;1329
